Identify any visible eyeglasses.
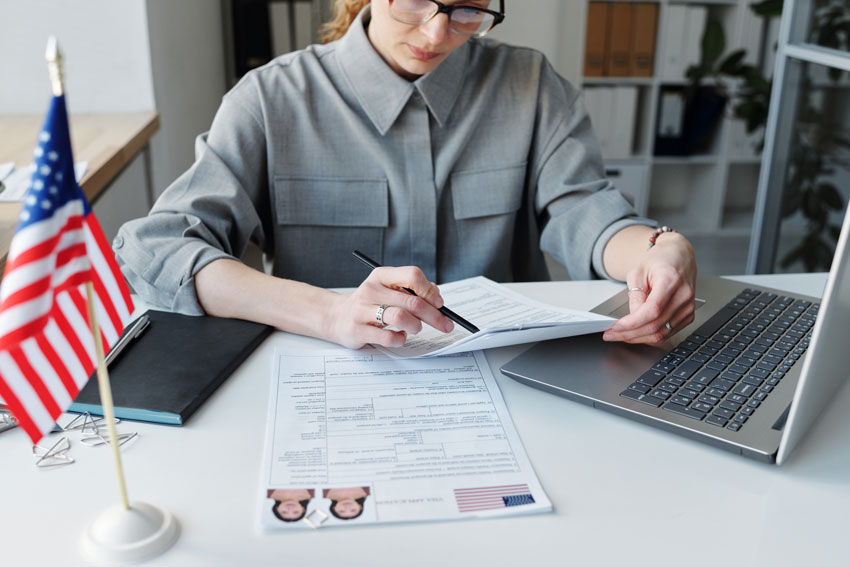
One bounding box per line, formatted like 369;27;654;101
389;0;505;38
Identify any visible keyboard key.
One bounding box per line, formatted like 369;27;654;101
692;402;713;413
694;306;739;338
709;377;736;392
693;368;720;384
706;414;729;427
663;402;706;421
713;407;734;420
727;422;742;431
733;383;758;397
628;383;651;394
636;370;665;387
670;395;691;406
671;360;702;380
620;389;664;408
699;394;721;406
650;389;671;400
719;399;742;412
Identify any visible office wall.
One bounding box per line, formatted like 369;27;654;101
0;0;227;241
0;0;155;113
145;0;228;197
488;0;583;85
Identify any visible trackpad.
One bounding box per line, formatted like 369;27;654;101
501;333;667;399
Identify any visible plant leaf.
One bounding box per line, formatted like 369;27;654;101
817;183;845;210
702;20;726;65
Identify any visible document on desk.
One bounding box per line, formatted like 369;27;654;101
258;348;552;530
0;161;87;201
376;276;615;358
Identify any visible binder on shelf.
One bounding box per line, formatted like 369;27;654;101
630;3;659;77
684;6;708;73
654;86;727;156
584;87;615;157
654;86;687;155
70;310;273;425
610;86;639;159
605;2;633;76
584;2;610;77
660;3;688;79
605;163;649;215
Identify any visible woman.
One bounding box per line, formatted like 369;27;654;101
115;0;696;348
324;487;370;520
268;488;315;522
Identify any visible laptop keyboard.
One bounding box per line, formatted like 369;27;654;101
619;288;818;432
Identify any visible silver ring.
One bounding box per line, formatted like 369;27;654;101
627;287;646;295
376;304;388;328
665;321;673;334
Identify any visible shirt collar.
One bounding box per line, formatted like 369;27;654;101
335;6;469;135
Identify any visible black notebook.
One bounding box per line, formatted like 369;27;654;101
69;310;273;425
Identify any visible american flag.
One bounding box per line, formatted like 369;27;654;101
454;484;535;513
0;94;134;444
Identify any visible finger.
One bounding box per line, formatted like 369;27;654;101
606;295;696;344
625;276;649;314
371;266;445;309
356;323;408;348
605;282;692;342
376;305;425;335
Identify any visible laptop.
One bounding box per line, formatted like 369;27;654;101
501;207;850;465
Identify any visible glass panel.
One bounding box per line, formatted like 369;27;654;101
804;0;850;54
772;58;850;273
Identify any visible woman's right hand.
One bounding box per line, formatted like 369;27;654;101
325;266;455;349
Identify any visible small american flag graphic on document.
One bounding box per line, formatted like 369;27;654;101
454;484;536;513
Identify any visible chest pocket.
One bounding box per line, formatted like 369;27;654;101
444;163;528;281
450;164;526;219
273;176;388;287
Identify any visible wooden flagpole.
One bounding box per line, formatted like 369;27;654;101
46;37;130;511
85;283;131;510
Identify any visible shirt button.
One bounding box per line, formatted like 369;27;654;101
113;235;124;248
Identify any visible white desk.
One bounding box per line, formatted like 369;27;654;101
2;274;848;566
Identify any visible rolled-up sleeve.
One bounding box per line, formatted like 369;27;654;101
114;86;270;314
533;63;654;281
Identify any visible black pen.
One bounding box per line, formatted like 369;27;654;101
352;250;479;334
105;314;150;367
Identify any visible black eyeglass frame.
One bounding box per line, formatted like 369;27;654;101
390;0;506;37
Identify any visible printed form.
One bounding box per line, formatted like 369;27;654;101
376;276;615;358
258;348;552;530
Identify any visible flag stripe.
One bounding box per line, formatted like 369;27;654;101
85;216;133;316
0;368;42;441
52;295;93;376
35;332;78;400
0;95;134;444
0;351;54;437
5;200;84;264
10;347;62;418
44;320;89;391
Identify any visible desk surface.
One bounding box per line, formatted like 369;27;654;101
1;274;848;567
0;112;159;273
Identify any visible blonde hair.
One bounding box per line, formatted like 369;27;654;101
320;0;371;43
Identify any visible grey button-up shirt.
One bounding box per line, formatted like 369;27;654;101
115;7;649;315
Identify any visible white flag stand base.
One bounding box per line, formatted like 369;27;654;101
81;501;180;564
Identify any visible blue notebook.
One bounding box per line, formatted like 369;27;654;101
69;310;272;425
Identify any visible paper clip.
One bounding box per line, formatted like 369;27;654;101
0;410;18;434
33;436;74;469
303;509;329;529
80;431;139;448
60;412;119;435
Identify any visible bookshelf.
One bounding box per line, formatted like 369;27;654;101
571;0;774;237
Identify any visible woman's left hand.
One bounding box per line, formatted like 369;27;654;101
602;231;697;344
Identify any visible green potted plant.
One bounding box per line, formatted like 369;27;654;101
686;0;850;271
